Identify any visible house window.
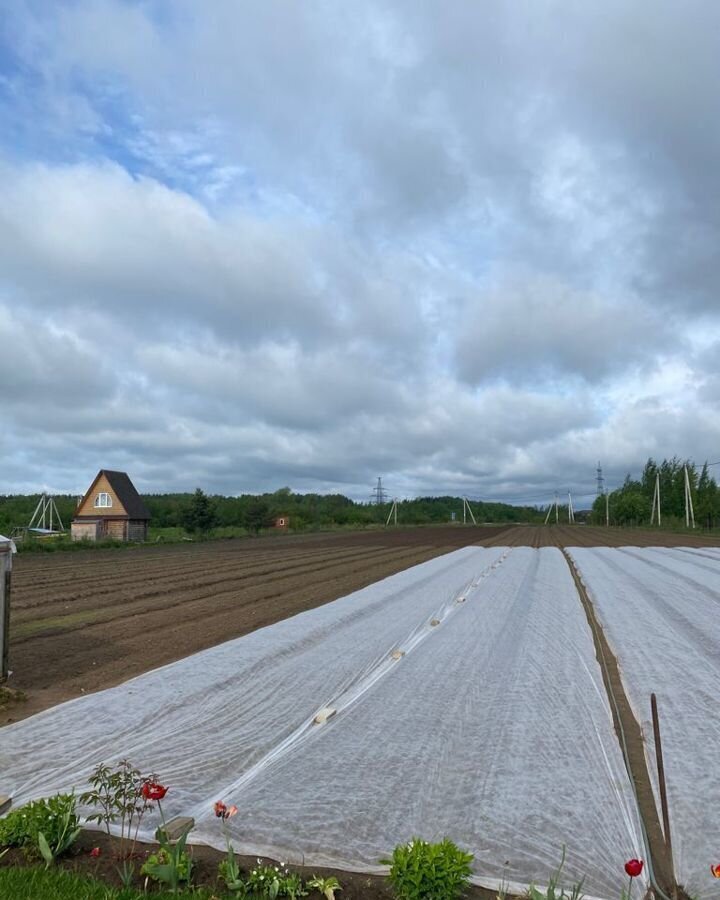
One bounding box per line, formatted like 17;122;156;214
95;492;112;508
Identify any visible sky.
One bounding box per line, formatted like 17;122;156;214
1;1;719;506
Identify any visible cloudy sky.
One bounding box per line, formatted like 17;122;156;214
1;1;719;505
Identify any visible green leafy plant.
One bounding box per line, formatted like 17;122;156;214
527;848;585;900
247;863;283;898
141;836;192;892
218;855;249;896
382;837;473;900
0;793;79;862
307;875;342;900
214;800;245;895
140;783;193;894
278;872;307;898
80;760;158;859
37;798;82;868
80;759;162;888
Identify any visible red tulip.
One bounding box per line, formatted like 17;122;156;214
141;781;168;801
711;865;720;879
214;800;238;820
624;859;644;878
90;846;101;858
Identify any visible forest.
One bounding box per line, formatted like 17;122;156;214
0;487;542;537
589;458;719;528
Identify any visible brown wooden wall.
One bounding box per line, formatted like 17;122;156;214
71;519;147;542
71;521;101;542
127;520;148;541
76;473;128;518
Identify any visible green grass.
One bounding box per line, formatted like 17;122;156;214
0;865;223;899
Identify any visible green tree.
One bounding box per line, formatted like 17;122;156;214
243;497;272;534
696;462;719;529
181;488;218;535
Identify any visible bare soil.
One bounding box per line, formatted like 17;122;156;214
5;524;718;724
3;526;509;723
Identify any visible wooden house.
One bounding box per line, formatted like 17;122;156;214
71;470;151;542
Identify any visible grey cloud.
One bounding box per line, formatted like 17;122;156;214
2;1;720;500
454;275;676;385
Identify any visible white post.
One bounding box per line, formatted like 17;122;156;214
651;476;657;525
568;491;574;524
684;466;695;529
467;500;476;525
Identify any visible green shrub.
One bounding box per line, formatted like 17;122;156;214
141;842;193;889
0;793;79;860
382;837;473;900
246;863;283;898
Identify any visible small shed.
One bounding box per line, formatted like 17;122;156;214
71;470;151;542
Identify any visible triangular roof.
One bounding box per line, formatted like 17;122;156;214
78;470;151;520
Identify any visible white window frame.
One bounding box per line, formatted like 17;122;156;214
94;492;113;508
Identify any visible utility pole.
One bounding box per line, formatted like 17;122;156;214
385;498;398;527
684;465;695;529
605;491;609;527
555;492;559;524
568;491;575;524
651;472;661;526
463;498;477;525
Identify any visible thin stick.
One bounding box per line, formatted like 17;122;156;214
651;693;676;896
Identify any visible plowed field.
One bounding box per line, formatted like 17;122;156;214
5;523;719;723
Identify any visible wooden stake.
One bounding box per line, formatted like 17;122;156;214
0;549;11;683
651;693;676;894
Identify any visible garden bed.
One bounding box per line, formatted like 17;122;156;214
0;830;499;899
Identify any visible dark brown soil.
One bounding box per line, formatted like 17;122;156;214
3;526;509;723
478;523;720;548
5;524;718;725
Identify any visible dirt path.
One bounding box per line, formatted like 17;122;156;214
561;550;677;898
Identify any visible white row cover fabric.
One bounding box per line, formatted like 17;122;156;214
568;547;720;900
0;535;16;557
1;547;642;897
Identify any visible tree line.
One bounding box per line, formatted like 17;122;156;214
0;487;543;536
589;457;719;528
146;488;545;533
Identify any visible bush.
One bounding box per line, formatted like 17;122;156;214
0;794;79;860
382;837;473;900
